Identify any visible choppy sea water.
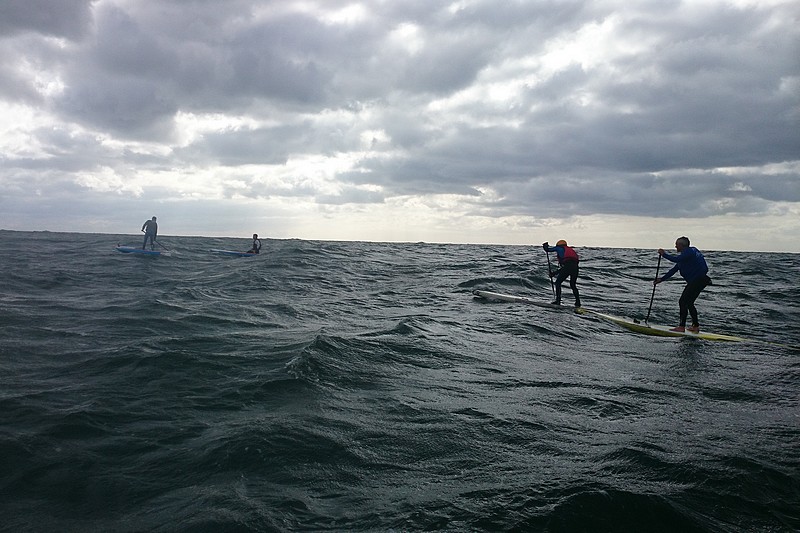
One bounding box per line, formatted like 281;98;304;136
1;230;798;532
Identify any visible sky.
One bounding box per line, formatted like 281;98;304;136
1;0;798;252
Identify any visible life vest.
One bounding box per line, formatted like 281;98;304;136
560;245;579;264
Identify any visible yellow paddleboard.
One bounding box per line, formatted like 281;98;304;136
577;308;747;342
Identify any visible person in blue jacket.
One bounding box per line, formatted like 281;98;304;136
542;239;581;307
654;236;712;332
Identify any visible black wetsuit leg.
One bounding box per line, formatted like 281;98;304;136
679;275;710;327
555;261;579;305
569;262;580;306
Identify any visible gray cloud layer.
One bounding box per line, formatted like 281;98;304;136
1;0;798;233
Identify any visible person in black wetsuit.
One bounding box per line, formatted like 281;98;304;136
542;239;581;307
141;216;157;250
247;234;261;254
654;236;712;333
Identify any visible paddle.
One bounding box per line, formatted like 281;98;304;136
644;254;662;325
544;246;556;300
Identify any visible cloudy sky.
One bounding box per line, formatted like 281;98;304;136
1;0;798;251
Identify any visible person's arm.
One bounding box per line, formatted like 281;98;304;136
660;251;678;262
542;242;560;253
662;248;691;263
658;263;680;282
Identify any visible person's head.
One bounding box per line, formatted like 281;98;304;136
253;234;258;239
152;216;157;221
675;236;690;251
556;239;567;246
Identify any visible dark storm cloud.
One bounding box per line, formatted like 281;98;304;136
482;171;785;219
0;0;95;40
35;0;604;140
174;125;297;166
48;2;340;138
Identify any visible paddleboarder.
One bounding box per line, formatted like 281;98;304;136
542;239;581;308
654;236;712;333
141;216;158;250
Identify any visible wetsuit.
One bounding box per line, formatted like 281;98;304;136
142;219;158;250
249;238;261;254
660;246;711;328
543;244;581;307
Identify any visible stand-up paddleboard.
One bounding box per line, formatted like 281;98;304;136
576;308;747;342
210;249;258;257
472;290;577;310
116;246;162;256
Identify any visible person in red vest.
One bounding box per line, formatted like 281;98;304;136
542;239;581;307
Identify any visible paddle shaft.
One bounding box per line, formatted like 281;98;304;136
645;254;662;324
141;229;166;250
544;248;556;299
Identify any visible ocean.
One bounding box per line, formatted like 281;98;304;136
1;230;798;532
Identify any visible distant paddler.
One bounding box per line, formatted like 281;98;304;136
141;216;158;250
542;239;581;307
654;236;712;333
